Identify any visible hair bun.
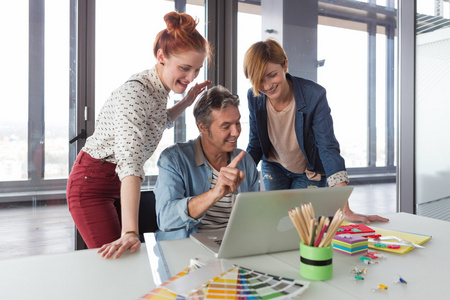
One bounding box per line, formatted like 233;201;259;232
153;11;209;59
164;11;197;36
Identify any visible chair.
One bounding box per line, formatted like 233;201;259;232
138;190;158;242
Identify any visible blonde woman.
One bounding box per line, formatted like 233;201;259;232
243;39;388;224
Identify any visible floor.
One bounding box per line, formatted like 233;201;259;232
348;183;397;215
0;203;75;260
0;183;397;261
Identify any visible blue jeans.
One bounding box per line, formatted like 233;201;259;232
261;160;326;190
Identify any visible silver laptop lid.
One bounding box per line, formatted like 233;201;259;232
217;186;354;258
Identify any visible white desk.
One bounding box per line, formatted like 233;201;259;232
0;213;447;300
154;213;448;299
0;244;154;300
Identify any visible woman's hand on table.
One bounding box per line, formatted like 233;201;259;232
344;210;390;225
97;232;141;259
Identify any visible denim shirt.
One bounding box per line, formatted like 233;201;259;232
154;137;259;241
246;73;346;179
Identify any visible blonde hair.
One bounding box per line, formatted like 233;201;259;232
243;39;287;96
153;11;211;61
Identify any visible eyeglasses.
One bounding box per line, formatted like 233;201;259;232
196;94;239;117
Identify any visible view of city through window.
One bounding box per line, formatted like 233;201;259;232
2;0;446;184
0;1;393;185
0;0;404;185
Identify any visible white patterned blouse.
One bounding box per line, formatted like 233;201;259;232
82;67;173;181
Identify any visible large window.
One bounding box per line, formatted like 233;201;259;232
1;0;70;184
0;0;73;260
317;3;397;173
0;1;29;182
1;0;405;259
1;0;70;188
237;3;262;151
318;25;369;167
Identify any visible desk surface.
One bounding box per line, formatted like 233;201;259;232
0;243;153;300
154;212;447;299
0;212;447;300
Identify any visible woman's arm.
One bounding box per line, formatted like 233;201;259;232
246;89;264;165
98;175;141;259
310;90;346;176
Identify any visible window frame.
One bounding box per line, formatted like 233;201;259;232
1;0;401;201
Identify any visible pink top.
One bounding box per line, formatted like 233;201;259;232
266;98;322;181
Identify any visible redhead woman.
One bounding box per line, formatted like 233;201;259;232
243;39;388;224
66;11;211;259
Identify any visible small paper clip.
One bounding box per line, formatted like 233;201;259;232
359;256;371;262
350;267;367;275
371;284;388;292
394;275;407;284
366;234;382;239
340;234;353;238
364;251;385;260
354;275;364;281
387;244;401;249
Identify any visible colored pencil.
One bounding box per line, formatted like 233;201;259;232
288;203;344;247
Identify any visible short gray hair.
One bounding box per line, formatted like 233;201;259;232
193;85;240;129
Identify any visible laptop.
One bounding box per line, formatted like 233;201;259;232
190;186;354;258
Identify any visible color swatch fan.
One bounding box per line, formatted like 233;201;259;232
140;264;309;299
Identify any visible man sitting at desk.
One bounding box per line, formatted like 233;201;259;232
154;85;259;240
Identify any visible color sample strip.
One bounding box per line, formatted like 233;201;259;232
141;265;309;299
140;267;193;299
237;267;306;299
205;267;239;299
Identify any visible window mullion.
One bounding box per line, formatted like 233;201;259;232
367;21;377;167
386;23;396;167
28;0;46;185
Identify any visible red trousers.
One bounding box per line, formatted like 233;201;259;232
66;150;122;248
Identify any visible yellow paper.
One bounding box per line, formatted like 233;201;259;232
368;226;431;254
339;222;431;254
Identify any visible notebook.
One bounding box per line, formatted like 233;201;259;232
190;186;354;258
336;223;376;236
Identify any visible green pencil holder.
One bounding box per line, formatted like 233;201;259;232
299;242;333;281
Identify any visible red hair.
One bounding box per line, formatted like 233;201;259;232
153;11;210;59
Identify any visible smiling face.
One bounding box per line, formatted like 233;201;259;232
200;106;241;155
156;49;206;94
258;61;290;101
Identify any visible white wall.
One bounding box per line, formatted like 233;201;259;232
416;27;450;204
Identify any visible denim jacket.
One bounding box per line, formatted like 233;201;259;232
154;137;259;240
246;73;346;179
